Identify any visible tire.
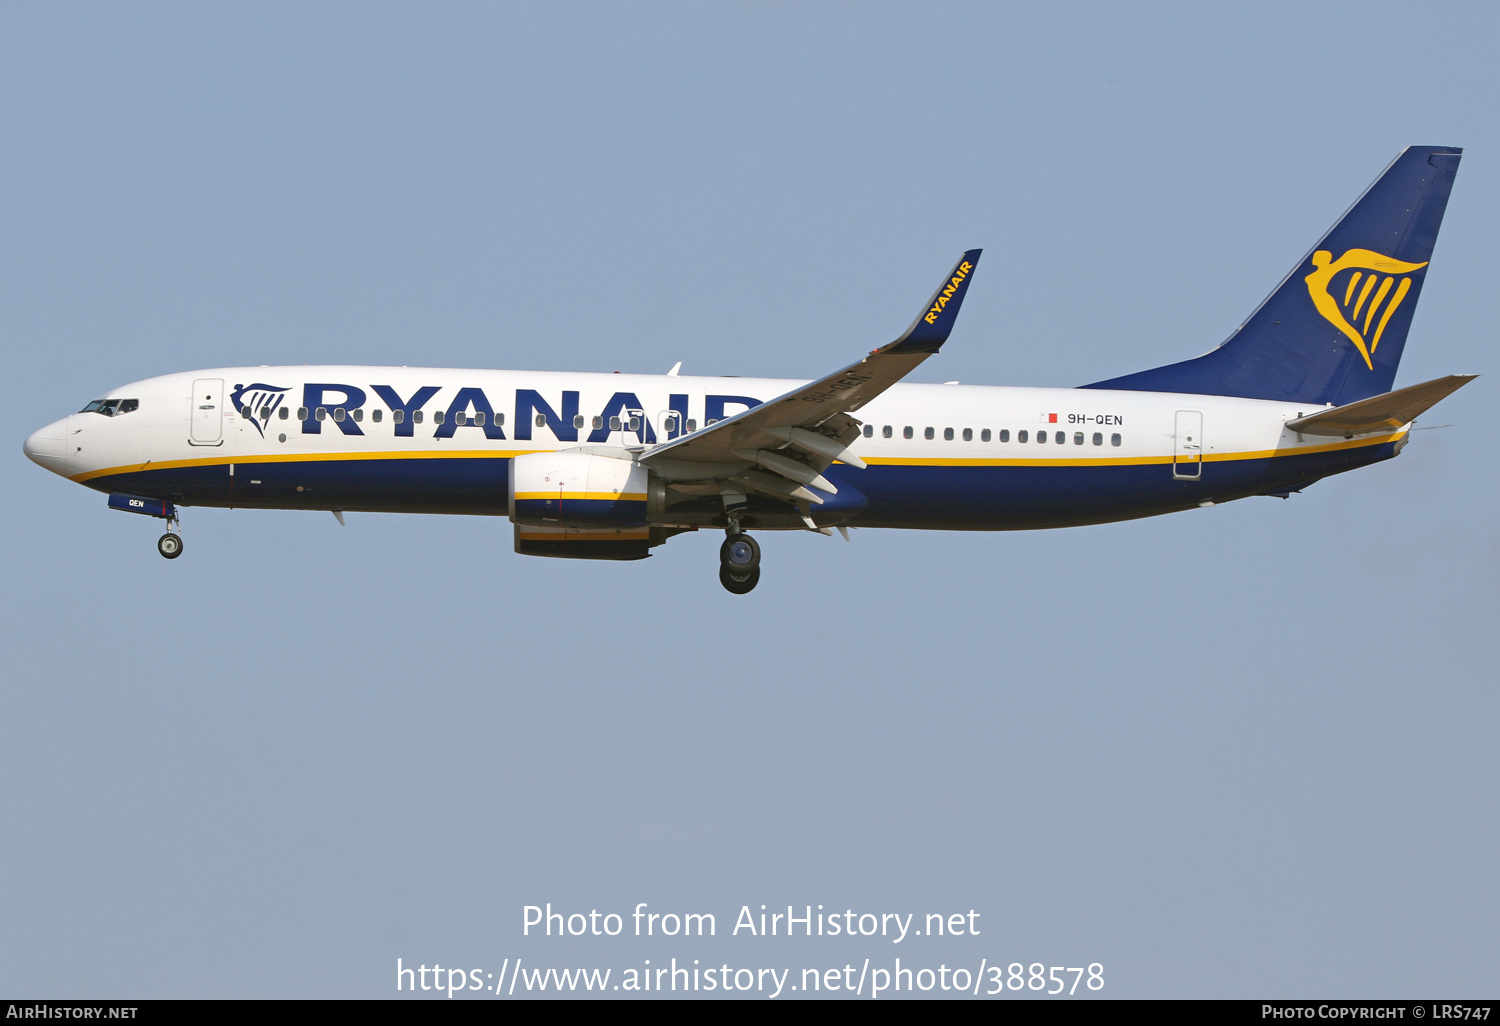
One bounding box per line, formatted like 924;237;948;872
719;534;761;573
157;533;183;559
719;565;759;594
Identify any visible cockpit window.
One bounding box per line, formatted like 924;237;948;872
79;398;138;417
79;402;139;417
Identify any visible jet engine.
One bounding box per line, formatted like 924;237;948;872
508;449;650;529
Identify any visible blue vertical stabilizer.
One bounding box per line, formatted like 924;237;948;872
1083;146;1461;405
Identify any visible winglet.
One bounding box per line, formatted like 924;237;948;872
881;249;983;355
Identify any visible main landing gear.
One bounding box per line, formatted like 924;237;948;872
719;529;760;594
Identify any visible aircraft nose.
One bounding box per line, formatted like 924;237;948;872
23;417;69;474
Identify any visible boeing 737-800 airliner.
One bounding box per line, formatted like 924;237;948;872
23;147;1474;593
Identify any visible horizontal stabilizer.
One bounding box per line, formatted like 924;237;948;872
1285;374;1476;436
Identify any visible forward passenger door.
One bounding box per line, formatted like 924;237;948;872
190;378;225;445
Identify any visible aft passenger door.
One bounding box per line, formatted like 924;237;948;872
190;378;225;445
1173;410;1202;480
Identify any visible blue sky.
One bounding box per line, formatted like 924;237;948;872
2;2;1496;998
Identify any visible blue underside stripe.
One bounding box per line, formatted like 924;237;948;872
82;443;1397;529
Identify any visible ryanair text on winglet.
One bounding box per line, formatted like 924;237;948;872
923;261;973;324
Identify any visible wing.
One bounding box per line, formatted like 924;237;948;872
642;250;981;502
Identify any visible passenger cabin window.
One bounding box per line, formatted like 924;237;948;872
863;424;873;438
981;428;991;442
573;415;585;429
475;411;486;426
963;428;973;441
924;427;935;440
353;409;364;422
1111;433;1122;446
413;410;424;424
593;416;604;429
1055;431;1065;444
1073;431;1083;445
943;427;954;441
610;417;622;431
371;409;382;423
535;414;546;427
433;410;445;425
882;425;893;438
1036;429;1046;443
999;429;1010;442
392;409;404;424
1092;432;1103;445
315;407;327;421
297;407;308;421
903;426;913;439
1018;430;1028;443
686;419;696;432
333;408;346;422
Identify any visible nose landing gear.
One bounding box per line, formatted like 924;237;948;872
156;510;183;559
719;530;760;594
157;532;184;559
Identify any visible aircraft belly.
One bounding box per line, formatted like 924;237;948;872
86;455;515;516
78;438;1397;525
843;440;1398;530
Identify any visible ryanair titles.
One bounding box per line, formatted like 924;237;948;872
923;260;973;325
231;382;765;445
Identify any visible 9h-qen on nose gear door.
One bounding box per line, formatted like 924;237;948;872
1173;409;1203;480
190;378;224;445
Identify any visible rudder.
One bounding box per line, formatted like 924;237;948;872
1084;146;1462;405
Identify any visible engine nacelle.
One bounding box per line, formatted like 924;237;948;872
509;449;650;528
514;525;653;561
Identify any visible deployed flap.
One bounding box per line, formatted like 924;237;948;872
1285;374;1476;436
643;250;981;471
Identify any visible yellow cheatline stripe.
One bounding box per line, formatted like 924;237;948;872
514;492;647;502
866;454;1172;467
72;430;1406;483
71;447;543;483
861;431;1405;467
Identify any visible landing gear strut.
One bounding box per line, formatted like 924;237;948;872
719;529;760;594
157;511;183;559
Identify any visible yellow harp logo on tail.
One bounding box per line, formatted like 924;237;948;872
1304;249;1428;369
